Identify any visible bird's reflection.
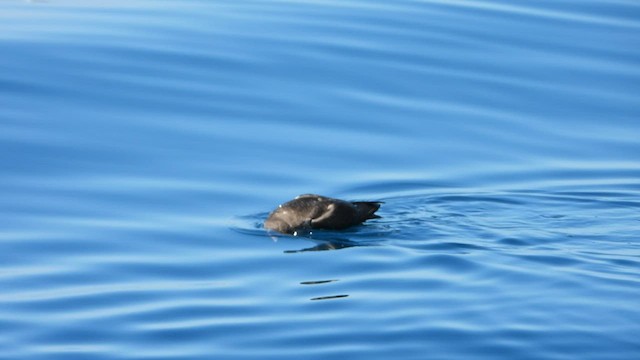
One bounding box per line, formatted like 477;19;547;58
283;237;359;253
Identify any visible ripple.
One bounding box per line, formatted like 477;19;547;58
310;294;349;301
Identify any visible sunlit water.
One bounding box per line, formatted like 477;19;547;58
1;0;639;359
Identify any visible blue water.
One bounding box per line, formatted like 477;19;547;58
1;0;640;359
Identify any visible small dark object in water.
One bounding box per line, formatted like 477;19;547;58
264;194;382;234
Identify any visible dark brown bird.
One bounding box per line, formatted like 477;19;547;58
264;194;382;235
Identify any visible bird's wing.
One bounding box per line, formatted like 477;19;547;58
309;203;337;227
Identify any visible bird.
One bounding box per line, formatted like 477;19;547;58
264;194;382;235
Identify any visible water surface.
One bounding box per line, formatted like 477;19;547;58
1;0;639;359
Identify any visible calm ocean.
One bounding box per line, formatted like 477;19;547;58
1;1;639;359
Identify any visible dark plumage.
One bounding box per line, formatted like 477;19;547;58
264;194;382;234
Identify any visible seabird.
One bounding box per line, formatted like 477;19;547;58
264;194;382;234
